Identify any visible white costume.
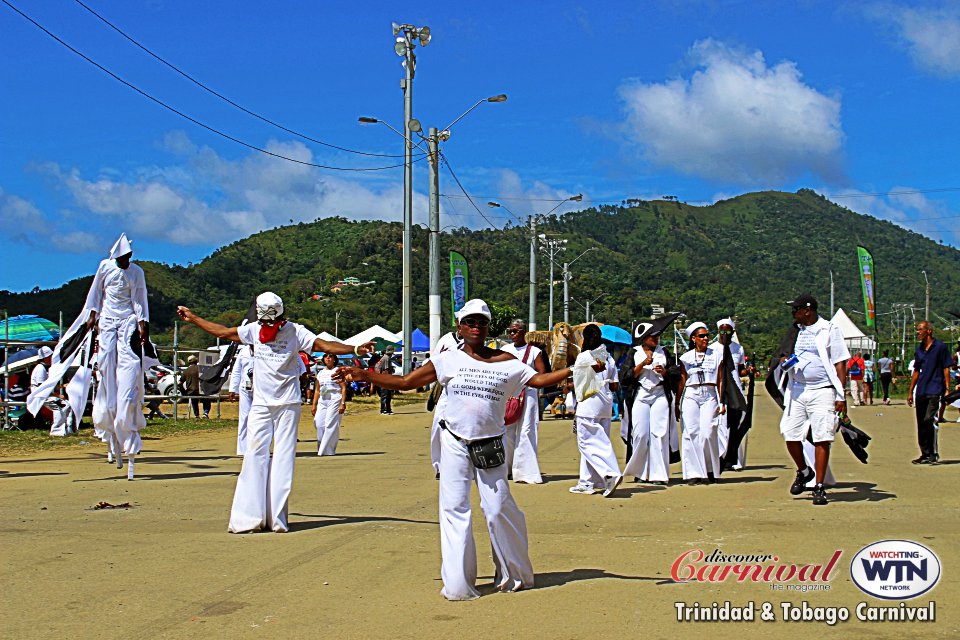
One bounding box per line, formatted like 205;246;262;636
623;345;671;483
229;317;317;533
432;343;536;601
228;348;255;455
429;332;462;475
715;339;748;469
499;342;543;484
573;353;622;492
679;345;723;479
313;367;344;456
85;235;150;468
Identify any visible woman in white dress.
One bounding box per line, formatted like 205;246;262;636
336;299;572;601
500;319;546;484
677;322;725;485
622;320;675;485
311;353;347;456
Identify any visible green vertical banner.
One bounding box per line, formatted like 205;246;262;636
450;250;469;322
857;245;876;330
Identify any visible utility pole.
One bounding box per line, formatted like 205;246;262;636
922;270;930;322
541;236;566;329
830;270;835;319
528;216;537;331
428;128;441;352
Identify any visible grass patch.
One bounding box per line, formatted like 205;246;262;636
0;417;234;458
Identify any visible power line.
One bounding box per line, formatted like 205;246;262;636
72;0;404;159
2;0;418;172
438;152;503;229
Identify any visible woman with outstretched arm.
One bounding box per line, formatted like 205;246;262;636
335;299;572;601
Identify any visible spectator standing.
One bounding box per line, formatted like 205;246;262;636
863;352;875;405
877;350;894;405
847;352;865;406
179;355;210;419
907;321;951;465
376;346;397;414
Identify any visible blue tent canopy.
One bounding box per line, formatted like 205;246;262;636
398;328;430;351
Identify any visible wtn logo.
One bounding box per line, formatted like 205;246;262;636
861;558;927;583
851;541;941;600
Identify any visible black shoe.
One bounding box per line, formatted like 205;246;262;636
812;484;828;506
912;456;931;465
686;478;703;486
790;467;814;495
929;455;940;465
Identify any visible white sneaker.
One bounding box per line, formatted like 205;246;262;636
569;484;597;495
602;475;623;497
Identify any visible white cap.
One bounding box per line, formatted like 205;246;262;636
109;233;133;259
256;292;284;321
37;346;53;359
455;299;492;322
685;321;708;338
716;318;736;329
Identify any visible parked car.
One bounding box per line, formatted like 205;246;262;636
149;365;178;396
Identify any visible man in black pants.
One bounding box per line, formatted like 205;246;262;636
907;321;951;464
376;346;396;414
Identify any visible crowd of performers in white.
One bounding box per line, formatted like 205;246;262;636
26;234;864;600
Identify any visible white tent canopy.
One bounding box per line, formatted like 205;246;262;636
344;324;401;347
316;331;342;343
831;308;877;353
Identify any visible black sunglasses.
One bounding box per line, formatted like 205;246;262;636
461;317;490;328
694;333;710;339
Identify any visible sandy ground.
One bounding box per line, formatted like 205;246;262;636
1;395;957;639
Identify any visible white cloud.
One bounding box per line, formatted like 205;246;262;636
618;39;844;185
41;135;429;246
866;4;960;76
0;188;48;235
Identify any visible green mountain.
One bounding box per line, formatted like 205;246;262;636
3;189;957;357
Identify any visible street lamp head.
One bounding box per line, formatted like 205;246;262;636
487;202;501;208
418;26;431;46
358;116;379;124
408;118;422;133
437;130;451;142
569;193;583;202
486;94;508;103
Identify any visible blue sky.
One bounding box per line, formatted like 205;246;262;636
2;0;959;292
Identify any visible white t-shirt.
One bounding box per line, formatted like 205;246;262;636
576;354;617;419
499;342;542;401
237;322;317;406
681;346;722;386
431;332;463;419
791;318;848;388
315;367;342;400
878;357;893;374
432;348;536;440
633;345;667;392
30;363;49;389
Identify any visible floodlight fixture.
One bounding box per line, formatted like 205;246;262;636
392;22;402;35
408;118;422;133
395;38;407;57
418;26;431;46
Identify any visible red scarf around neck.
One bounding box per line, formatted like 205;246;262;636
259;320;286;343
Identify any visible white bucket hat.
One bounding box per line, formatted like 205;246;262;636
685;321;708;339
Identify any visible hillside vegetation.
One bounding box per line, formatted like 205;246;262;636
3;189;957;357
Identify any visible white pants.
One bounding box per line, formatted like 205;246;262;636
93;315;144;456
504;387;542;483
430;395;448;475
236;389;252;455
849;379;864;406
228;403;300;533
438;428;534;600
717;409;748;469
623;389;671;482
680;385;719;479
575;415;621;488
314;394;343;456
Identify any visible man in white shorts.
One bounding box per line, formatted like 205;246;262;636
776;294;848;506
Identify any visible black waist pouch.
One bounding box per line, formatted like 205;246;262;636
440;421;505;469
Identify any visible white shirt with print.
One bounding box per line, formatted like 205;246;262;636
237;322;317;406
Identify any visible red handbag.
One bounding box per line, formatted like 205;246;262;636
504;345;533;425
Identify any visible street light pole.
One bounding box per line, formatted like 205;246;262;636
428;128;441;352
540;236;566;329
922;270;930;322
528;215;537;331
